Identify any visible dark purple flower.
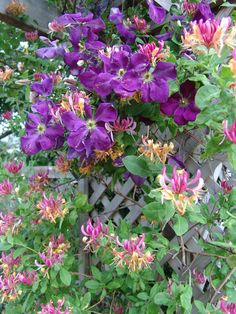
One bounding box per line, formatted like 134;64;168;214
138;61;176;103
31;74;53;97
62;103;117;160
123;172;146;186
109;8;136;44
147;0;166;25
193;0;214;21
36;37;66;59
160;80;200;125
21;101;64;155
156;32;171;41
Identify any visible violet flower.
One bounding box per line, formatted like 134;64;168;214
109;8;136;44
36;37;66;59
147;0;166;25
160;80;200;125
123;172;146;187
4;161;23;174
193;0;214;21
21;101;64;155
62;103;117;160
31;74;54;97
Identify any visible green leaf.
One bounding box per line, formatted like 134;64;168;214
195;85;220;109
0;242;12;251
142;200;175;222
173;216;188;236
123;155;151;177
60;268;72;286
142;202;159;221
85;280;101;290
154;292;171;305
81;292;91;310
107;281;122;289
180;285;192;312
194;300;207;314
137;292;149;301
228;145;236;170
91;266;102;281
226;255;236;268
13;247;26;258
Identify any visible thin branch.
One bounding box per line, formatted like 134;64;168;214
210;267;236;304
0;130;12;140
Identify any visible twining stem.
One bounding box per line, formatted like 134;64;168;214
210;267;236;304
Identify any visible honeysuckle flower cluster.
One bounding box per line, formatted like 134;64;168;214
0;212;18;236
38;298;71;314
4;161;23;174
0;179;12;195
0;66;13;81
112;234;154;272
157;166;205;215
224;120;236;144
37;193;67;223
221;180;233;194
192;269;206;285
139;136;174;164
219;298;236;314
28;171;49;193
81;218;109;251
35;234;70;274
24;31;38;42
55;155;71;173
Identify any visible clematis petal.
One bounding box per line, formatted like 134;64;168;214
94;103;117;123
21;135;40;155
150;79;169;103
91;127;112;150
160;94;180;116
147;0;166;25
154;62;176;80
62;111;86;131
38;136;55;151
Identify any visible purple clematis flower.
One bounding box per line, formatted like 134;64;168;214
160;80;201;125
193;0;214;21
21;101;64;155
31;74;54;97
138;60;177;103
36;37;66;59
62;103;117;160
109;8;136;44
147;0;166;25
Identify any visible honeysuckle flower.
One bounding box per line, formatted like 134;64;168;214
55;155;71;173
38;298;71;314
5;0;26;16
138;41;169;66
21;101;64;155
4;161;23;174
62;103;117;160
112;234;154;272
35;235;69;272
48;20;65;32
81;218;109;251
0;252;21;275
138;136;174;164
182;0;198;16
28;171;49;193
147;0;166;25
95;145;124;162
229;49;236;76
0;273;19;302
0;212;17;236
158;166;205;215
112;304;124;314
219;297;236;314
2;111;12;120
37;193;67;223
0;66;13;81
160;80;200;125
36;37;66;59
133;16;148;33
0;179;12;196
105;116;136;140
17;270;37;285
193;269;206;284
221;180;233;194
24;31;38;41
223;120;236;144
109;8;136;44
182;17;232;56
31;74;54;96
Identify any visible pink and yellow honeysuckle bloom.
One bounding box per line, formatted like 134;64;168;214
37;193;68;223
81;218;109;251
112;234;154;272
139;136;174;164
0;66;14;81
182;17;233;56
55;155;71;173
223;120;236;144
138;41;169;66
0;179;12;196
157;166;205;215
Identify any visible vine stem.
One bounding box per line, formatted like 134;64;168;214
210;267;236;304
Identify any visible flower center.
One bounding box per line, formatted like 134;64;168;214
117;68;126;78
86;119;96;130
180;98;188;106
37;124;46;134
143;71;153;83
